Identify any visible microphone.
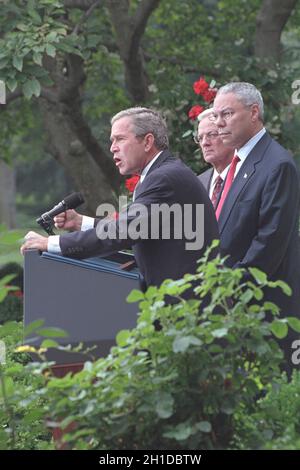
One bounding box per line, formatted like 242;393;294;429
36;192;85;235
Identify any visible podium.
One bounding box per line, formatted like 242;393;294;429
24;250;141;367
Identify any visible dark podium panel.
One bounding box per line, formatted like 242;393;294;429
24;250;141;364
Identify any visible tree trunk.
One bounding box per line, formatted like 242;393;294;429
0;160;16;229
39;99;118;216
255;0;298;60
39;54;121;215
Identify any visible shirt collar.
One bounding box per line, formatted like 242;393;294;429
211;164;230;186
236;127;266;163
140;151;163;182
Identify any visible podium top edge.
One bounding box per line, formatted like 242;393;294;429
37;251;140;279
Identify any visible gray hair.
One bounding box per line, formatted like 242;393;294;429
111;107;169;150
216;82;264;120
197;108;214;122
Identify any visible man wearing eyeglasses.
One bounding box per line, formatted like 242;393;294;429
211;82;300;369
196;109;234;209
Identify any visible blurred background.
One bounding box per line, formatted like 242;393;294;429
0;0;300;268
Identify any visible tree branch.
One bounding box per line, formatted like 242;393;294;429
131;0;161;56
255;0;298;60
73;0;102;34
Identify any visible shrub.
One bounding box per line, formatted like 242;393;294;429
233;370;300;449
28;242;299;450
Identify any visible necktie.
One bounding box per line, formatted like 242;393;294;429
211;175;223;209
215;155;240;220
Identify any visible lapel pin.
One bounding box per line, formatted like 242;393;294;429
243;173;248;178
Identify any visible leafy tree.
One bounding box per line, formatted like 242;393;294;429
0;0;299;214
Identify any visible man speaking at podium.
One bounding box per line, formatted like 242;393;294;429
21;107;219;291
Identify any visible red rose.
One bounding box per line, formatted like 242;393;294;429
193;77;209;95
125;174;140;193
188;105;204;120
202;87;217;103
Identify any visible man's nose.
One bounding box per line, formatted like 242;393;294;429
110;141;117;152
213;115;225;127
202;135;211;145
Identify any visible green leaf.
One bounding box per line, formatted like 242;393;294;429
0;321;19;336
40;339;59;349
22;80;34;99
45;44;56;58
0;273;16;287
28;8;42;24
249;267;267;284
173;335;202;353
155;392;174;419
182;129;193;138
197;421;212;433
287;317;300;333
36;327;68;338
127;289;144;302
12;56;23;72
24;319;45;337
212;328;228;338
163;422;193;440
270;320;288;339
116;329;131;347
31;78;41;97
33;52;43;66
273;280;292;296
6;78;17;92
0;376;14;399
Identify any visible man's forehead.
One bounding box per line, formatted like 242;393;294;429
111;116;133;133
213;92;240;110
198;118;217;133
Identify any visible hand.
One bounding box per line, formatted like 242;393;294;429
54;209;83;231
20;231;48;255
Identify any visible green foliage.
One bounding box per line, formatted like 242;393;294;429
5;243;296;450
0;0;79;98
233;371;300;449
0;243;299;449
0;295;23;325
0;321;53;450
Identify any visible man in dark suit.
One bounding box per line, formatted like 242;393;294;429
21;107;219;290
211;83;300;368
196;109;234;208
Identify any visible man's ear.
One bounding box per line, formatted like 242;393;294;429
251;103;260;122
144;133;155;151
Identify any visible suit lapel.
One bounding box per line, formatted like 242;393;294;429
134;150;174;199
218;132;272;234
199;168;213;191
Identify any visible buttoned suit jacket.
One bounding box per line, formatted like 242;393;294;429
214;132;300;316
60;150;219;289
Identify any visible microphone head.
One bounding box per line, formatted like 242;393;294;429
63;192;85;210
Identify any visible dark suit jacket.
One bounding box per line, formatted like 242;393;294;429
60;150;219;289
217;132;300;316
198;167;213;193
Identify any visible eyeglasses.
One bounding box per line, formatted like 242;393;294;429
194;132;219;145
209;110;234;122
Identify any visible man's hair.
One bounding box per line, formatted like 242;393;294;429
216;82;264;120
197;108;214;122
111;107;169;150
